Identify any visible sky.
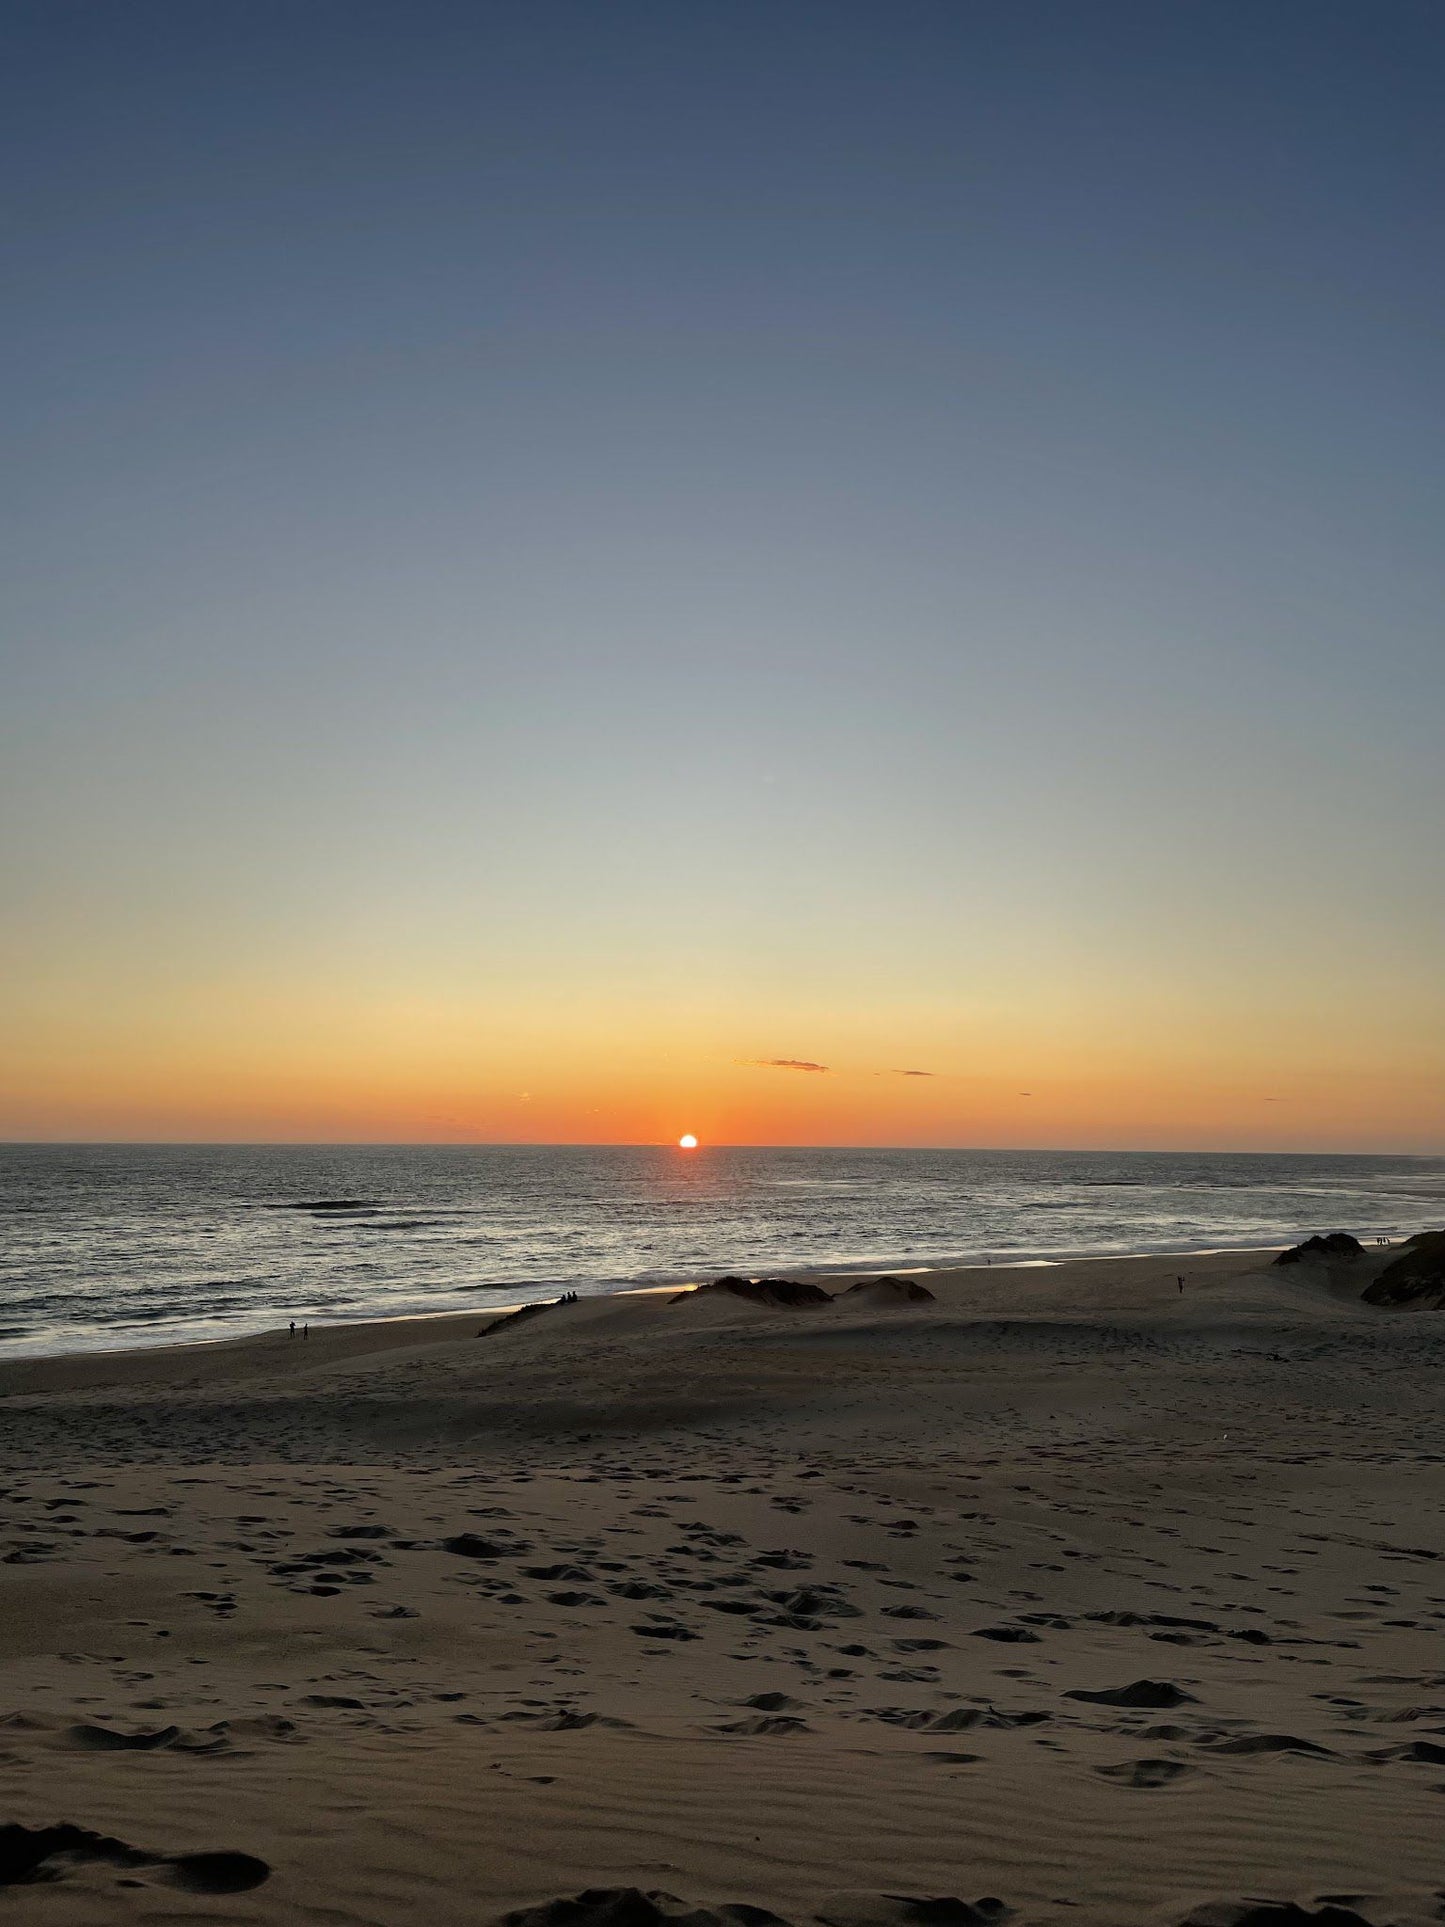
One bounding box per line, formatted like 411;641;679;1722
2;1;1442;1151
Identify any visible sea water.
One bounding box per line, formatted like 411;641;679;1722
1;1142;1441;1359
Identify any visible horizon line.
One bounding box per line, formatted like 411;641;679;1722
1;1139;1439;1160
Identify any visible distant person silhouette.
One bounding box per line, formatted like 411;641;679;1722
303;1322;309;1340
1177;1276;1184;1293
289;1321;296;1338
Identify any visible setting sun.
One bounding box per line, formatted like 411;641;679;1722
677;1134;699;1150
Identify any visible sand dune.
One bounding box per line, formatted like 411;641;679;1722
0;1247;1442;1924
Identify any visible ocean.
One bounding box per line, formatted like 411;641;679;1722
1;1142;1441;1360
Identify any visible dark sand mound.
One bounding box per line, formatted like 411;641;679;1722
480;1301;556;1337
675;1277;834;1309
1361;1230;1445;1308
498;1890;790;1927
838;1276;936;1306
1274;1234;1364;1265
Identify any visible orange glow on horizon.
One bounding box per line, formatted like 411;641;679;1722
0;970;1441;1152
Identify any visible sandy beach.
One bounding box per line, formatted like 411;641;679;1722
1;1244;1442;1925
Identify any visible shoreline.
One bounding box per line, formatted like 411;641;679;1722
0;1237;1389;1384
2;1225;1425;1368
0;1239;1385;1413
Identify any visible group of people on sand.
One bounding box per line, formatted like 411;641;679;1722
288;1320;310;1339
557;1291;579;1305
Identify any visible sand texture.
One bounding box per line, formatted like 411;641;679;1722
0;1247;1442;1925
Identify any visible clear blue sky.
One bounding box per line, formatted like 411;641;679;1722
2;2;1442;1148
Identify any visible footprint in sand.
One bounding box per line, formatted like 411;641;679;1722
1065;1680;1197;1708
1198;1732;1333;1757
1095;1757;1196;1787
1177;1905;1374;1927
496;1891;791;1927
1366;1739;1445;1765
817;1896;1011;1927
65;1722;230;1755
0;1823;269;1894
714;1714;811;1735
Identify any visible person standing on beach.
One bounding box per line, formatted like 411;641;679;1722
289;1321;296;1339
1177;1276;1184;1293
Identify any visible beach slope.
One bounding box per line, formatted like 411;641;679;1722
0;1248;1442;1926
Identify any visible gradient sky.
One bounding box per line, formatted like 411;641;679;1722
2;1;1442;1150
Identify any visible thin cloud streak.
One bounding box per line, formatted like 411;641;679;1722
740;1059;830;1074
